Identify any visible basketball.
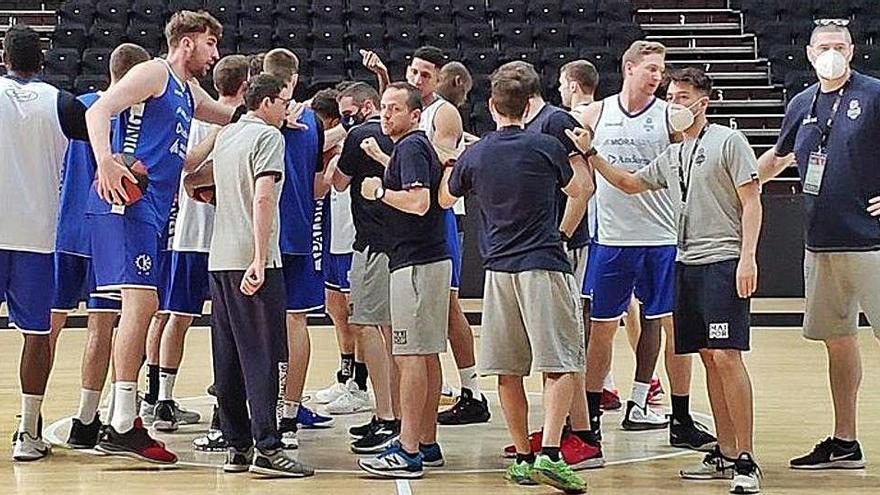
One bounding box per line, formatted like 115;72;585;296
113;153;149;205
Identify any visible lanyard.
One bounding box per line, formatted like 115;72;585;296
677;123;709;203
807;79;850;153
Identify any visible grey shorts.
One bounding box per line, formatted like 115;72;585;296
804;250;880;341
567;245;589;292
480;269;586;376
390;259;452;355
349;247;391;327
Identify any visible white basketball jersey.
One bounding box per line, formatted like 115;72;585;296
0;77;70;253
329;185;355;254
593;95;677;246
172;118;216;252
420;94;466;215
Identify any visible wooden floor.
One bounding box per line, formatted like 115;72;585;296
2;325;880;494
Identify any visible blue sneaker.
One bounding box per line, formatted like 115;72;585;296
420;442;445;467
358;442;424;479
296;405;334;429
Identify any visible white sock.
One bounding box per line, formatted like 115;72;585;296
19;394;43;436
652;373;659;382
111;381;138;433
76;389;102;423
441;381;454;396
458;366;482;398
106;382;116;420
630;381;650;409
603;372;616;391
282;400;300;419
158;369;177;402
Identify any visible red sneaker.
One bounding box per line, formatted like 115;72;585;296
648;377;665;406
502;430;543;458
600;388;622;411
96;418;177;464
561;433;605;470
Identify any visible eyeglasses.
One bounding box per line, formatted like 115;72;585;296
814;18;850;27
270;96;293;105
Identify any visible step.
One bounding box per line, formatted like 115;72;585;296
633;0;729;9
668;60;768;73
666;46;755;56
647;33;756;49
712;99;784;107
0;23;54;33
705;71;770;83
641;23;742;33
713;85;784;100
739;128;781;138
707;114;784;128
636;11;741;25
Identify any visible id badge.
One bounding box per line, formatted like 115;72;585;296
803;152;827;196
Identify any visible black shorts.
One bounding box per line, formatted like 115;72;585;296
673;259;751;355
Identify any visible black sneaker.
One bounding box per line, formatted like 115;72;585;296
223;446;253;473
68;415;103;449
790;437;866;470
669;416;717;452
351;419;400;454
438;388;491;426
96;418;177;464
350;416;380;439
152;400;179;432
278;417;298;449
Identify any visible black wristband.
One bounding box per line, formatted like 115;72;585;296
560;231;571;243
231;104;247;123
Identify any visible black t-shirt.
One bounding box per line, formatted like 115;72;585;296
449;126;573;273
383;130;450;271
337;117;395;253
525;103;590;249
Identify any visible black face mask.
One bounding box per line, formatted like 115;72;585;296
341;110;366;130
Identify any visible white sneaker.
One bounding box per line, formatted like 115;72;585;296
139;400;156;424
13;432;51;461
680;447;736;480
621;400;669;431
315;382;349;405
730;453;762;494
281;428;299;450
326;387;372;415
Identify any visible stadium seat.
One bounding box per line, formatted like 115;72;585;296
311;25;347;49
596;72;622;99
58;1;95;27
579;46;619;73
527;1;566;23
75;74;110;95
605;22;644;48
43;48;80;77
567;0;600;22
533;23;570;48
240;0;274;24
89;22;127;50
542;47;580;72
348;48;387;81
462;48;499;76
388;48;415;76
453;1;488;23
419;0;455;25
854;44;880;72
569;21;606;48
95;0;128;25
420;23;458;50
855;0;880;18
811;1;857;19
457;23;494;50
53;24;88;50
384;0;419;24
312;0;346;24
495;23;534;49
239;24;274;54
596;0;634;22
82;48;112;75
274;24;311;49
206;0;241;25
489;0;529;23
168;0;204;11
347;24;386;50
126;21;165;54
219;23;238;53
767;45;810;81
275;0;311;24
130;0;167;24
502;47;542;69
386;24;420;50
348;0;383;25
311;48;348;84
784;70;816;97
754;21;799;47
42;74;74;93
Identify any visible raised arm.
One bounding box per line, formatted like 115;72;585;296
190;81;235;126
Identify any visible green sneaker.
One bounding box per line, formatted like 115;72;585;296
505;460;538;485
530;454;587;494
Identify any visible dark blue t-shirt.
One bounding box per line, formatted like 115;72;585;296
449;126;573;273
337;117;395;253
383;130;449;271
776;71;880;252
525;103;590;249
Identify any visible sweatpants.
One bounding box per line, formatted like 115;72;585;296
209;269;287;452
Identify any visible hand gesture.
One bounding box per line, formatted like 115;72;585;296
96;154;136;205
240;259;265;296
360;136;389;165
361;177;383;201
868;195;880;217
360;49;388;76
564;127;594;155
736;256;758;299
285;101;309;131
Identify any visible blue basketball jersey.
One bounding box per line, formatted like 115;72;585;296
86;60;193;232
56;92;101;256
279;107;321;255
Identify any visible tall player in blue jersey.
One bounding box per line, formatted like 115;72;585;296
48;43;151;450
262;49;335;447
85;11;236;463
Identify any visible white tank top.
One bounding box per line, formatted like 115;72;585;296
172;118;216;252
328;155;355;254
593;94;677;246
420;94;466;215
0;76;70;253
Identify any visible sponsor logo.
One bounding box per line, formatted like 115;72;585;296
4;88;38;102
694;147;706;167
643;116;655;133
847;99;862;120
393;329;407;345
709;322;729;340
122;103;146;154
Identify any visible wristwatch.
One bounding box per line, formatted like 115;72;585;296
374;185;385;200
584;147;598;158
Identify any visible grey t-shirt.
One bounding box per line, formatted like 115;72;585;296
635;124;758;265
209;115;285;272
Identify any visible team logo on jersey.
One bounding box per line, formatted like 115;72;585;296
709;322;729;340
5;88;37;102
643;116;655;133
134;254;153;276
694;148;707;167
847;99;862;120
393;329;408;345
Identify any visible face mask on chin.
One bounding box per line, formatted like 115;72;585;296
813;49;849;80
667;98;705;133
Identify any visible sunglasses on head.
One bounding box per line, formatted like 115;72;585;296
814;18;850;27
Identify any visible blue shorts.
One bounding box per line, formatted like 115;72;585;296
161;251;210;316
324;253;352;292
0;250;53;334
88;214;162;291
156;249;173;308
52;252;121;312
282;254;325;313
445;210;462;290
586;244;676;321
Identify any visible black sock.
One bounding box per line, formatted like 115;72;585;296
671;394;691;423
834;437;858;449
419;442;437;451
353;361;369;391
572;429;593;445
516;452;536;464
145;364;160;404
542;447;561;461
210;405;221;430
586;391;603;434
337;353;355;383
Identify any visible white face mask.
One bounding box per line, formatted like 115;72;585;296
813;49;848;80
667;99;704;133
